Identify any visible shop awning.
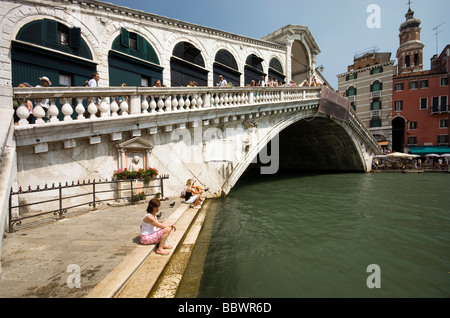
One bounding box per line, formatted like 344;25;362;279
409;146;450;155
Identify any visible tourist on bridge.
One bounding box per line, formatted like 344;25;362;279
217;75;227;87
140;198;176;255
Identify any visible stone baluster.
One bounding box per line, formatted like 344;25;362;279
61;98;73;121
141;95;149;113
87;98;98;119
110;97;119;116
171;94;178;111
149;96;156;113
33;104;46;124
178;94;185;110
157;96;164;112
165;95;172;112
75;98;86;120
16;100;30;126
120;99;129;115
197;94;203;108
99;98;110;117
191;94;198;109
184;95;191;109
48;99;59;122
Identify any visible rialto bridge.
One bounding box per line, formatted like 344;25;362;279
0;0;380;252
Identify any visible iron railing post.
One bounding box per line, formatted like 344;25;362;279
130;179;134;204
58;182;63;219
92;179;97;210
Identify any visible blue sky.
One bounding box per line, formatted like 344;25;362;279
105;0;449;88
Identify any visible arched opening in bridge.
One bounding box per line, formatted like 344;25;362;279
268;57;285;84
213;49;240;87
276;117;365;171
392;117;406;153
12;19;95;87
171;42;208;87
291;40;310;85
109;28;162;87
244;54;265;85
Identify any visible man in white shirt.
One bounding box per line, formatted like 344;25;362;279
258;75;266;87
217;75;227;87
88;72;100;87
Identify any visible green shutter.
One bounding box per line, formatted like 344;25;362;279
45;19;58;44
121;27;129;48
69;27;81;48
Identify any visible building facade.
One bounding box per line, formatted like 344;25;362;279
392;8;449;154
0;0;322;108
337;52;395;152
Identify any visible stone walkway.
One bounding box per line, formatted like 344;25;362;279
0;197;196;298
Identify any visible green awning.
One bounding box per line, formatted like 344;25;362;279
409;146;450;155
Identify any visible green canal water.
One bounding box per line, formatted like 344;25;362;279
177;171;450;298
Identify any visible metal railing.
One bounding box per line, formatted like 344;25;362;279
8;175;169;232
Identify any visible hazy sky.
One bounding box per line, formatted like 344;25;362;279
104;0;449;88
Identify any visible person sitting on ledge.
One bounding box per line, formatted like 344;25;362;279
184;179;202;209
140;198;176;255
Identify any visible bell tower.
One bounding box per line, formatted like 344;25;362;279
396;3;424;75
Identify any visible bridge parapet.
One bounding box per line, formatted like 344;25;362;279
13;86;322;146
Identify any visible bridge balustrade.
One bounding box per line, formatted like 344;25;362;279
13;86;322;126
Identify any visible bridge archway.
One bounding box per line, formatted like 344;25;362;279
291;40;310;84
222;110;371;194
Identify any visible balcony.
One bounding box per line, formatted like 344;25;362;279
371;91;381;99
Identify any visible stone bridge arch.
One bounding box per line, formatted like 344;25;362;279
221;109;376;195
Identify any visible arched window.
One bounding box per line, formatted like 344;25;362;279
370;80;383;91
109;28;162;87
346;86;357;96
268;58;285;84
244;54;265;85
12;19;95;87
213;49;240;86
170;42;207;86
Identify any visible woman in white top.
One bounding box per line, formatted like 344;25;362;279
140;198;176;255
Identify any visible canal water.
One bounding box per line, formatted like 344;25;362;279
177;170;450;298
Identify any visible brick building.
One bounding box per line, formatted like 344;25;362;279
392;8;449;154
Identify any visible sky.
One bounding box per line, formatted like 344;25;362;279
104;0;450;89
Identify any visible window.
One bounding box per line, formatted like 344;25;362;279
441;77;448;86
371;80;382;91
420;80;428;89
409;81;418;89
57;23;69;46
371;99;381;110
370;66;383;75
346;86;357;96
351;102;356;111
441;96;448;112
437;135;449;145
129;32;138;50
395;100;403;111
394;83;404;91
370;119;382;127
346;73;357;81
440;119;448;129
407;136;417;145
141;77;149;87
409;121;417;130
59;74;71;86
420;97;427;109
432;97;439;112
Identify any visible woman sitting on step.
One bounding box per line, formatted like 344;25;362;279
140;198;176;255
184;179;202;209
